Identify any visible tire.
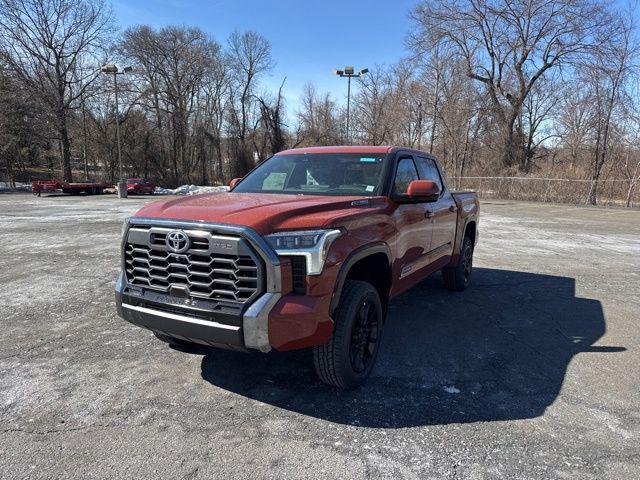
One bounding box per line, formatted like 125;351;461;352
153;332;197;349
313;280;383;389
442;235;474;291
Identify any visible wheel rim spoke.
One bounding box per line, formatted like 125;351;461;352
463;246;473;282
349;298;380;373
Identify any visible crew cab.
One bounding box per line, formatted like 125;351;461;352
115;146;479;388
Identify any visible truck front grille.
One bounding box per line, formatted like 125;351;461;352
124;226;264;304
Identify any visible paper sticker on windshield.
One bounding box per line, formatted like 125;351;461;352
262;172;286;190
365;185;374;192
360;157;376;163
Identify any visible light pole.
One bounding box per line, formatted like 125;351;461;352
333;66;368;144
101;64;132;198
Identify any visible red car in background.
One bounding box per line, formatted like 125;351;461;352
126;178;155;195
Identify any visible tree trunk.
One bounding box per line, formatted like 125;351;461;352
500;110;525;169
215;139;224;184
587;178;599;205
58;109;73;182
625;181;636;207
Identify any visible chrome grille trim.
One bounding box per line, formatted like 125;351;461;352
123;217;281;293
124;225;264;305
122;303;241;331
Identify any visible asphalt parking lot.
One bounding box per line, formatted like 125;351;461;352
1;194;639;479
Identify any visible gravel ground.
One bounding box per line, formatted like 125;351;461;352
0;194;639;479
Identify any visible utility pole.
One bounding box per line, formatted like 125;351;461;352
101;64;133;198
113;71;122;185
334;66;368;144
81;91;89;180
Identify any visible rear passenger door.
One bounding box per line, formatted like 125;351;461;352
415;156;457;257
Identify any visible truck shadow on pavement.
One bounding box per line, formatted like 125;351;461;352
199;267;625;428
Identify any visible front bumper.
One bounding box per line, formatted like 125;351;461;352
116;272;277;350
115;217;336;352
116;218;284;352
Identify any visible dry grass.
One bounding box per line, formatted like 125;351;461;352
453;176;638;207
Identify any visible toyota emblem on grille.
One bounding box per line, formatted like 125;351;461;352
166;230;190;253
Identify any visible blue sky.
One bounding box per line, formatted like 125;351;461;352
112;0;418;112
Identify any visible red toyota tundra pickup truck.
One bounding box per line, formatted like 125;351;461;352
115;146;479;388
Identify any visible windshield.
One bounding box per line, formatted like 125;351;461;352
233;153;387;196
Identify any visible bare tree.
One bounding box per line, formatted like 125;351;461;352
296;83;343;146
197;59;230;182
584;14;636;205
226;30;273;176
391;65;429;149
118;25;222;185
410;0;610;170
519;75;561;172
0;66;48;185
429;57;480;180
353;67;394;145
0;0;113;182
622;136;640;207
255;79;287;158
555;84;594;167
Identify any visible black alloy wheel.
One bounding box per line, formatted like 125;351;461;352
349;299;380;373
313;280;384;389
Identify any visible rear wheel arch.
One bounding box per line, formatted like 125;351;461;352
330;243;392;317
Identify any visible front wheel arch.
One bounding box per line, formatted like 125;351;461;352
329;243;392;316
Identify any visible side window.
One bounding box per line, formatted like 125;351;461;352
416;156;444;193
394;157;419;193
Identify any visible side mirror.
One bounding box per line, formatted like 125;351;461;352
229;178;242;189
403;180;440;202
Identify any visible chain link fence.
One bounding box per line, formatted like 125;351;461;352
450;176;639;207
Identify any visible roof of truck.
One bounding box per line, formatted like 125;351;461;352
278;146;394;155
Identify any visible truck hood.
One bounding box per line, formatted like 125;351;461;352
133;192;385;235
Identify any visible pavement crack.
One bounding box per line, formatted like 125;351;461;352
0;423;113;436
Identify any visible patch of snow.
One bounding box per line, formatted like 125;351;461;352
443;386;460;394
154;184;229;195
480;215;640;255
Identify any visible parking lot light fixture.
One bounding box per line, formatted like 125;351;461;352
334;65;369;144
101;64;133;198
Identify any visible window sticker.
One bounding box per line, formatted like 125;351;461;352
365;185;375;192
360;157;376;163
262;172;287;190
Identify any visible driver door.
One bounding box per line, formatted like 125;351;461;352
390;155;434;290
415;156;457;257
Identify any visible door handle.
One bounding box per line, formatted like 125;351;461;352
425;210;434;219
449;205;458;213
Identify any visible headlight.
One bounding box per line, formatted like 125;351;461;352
265;229;342;275
121;217;130;237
